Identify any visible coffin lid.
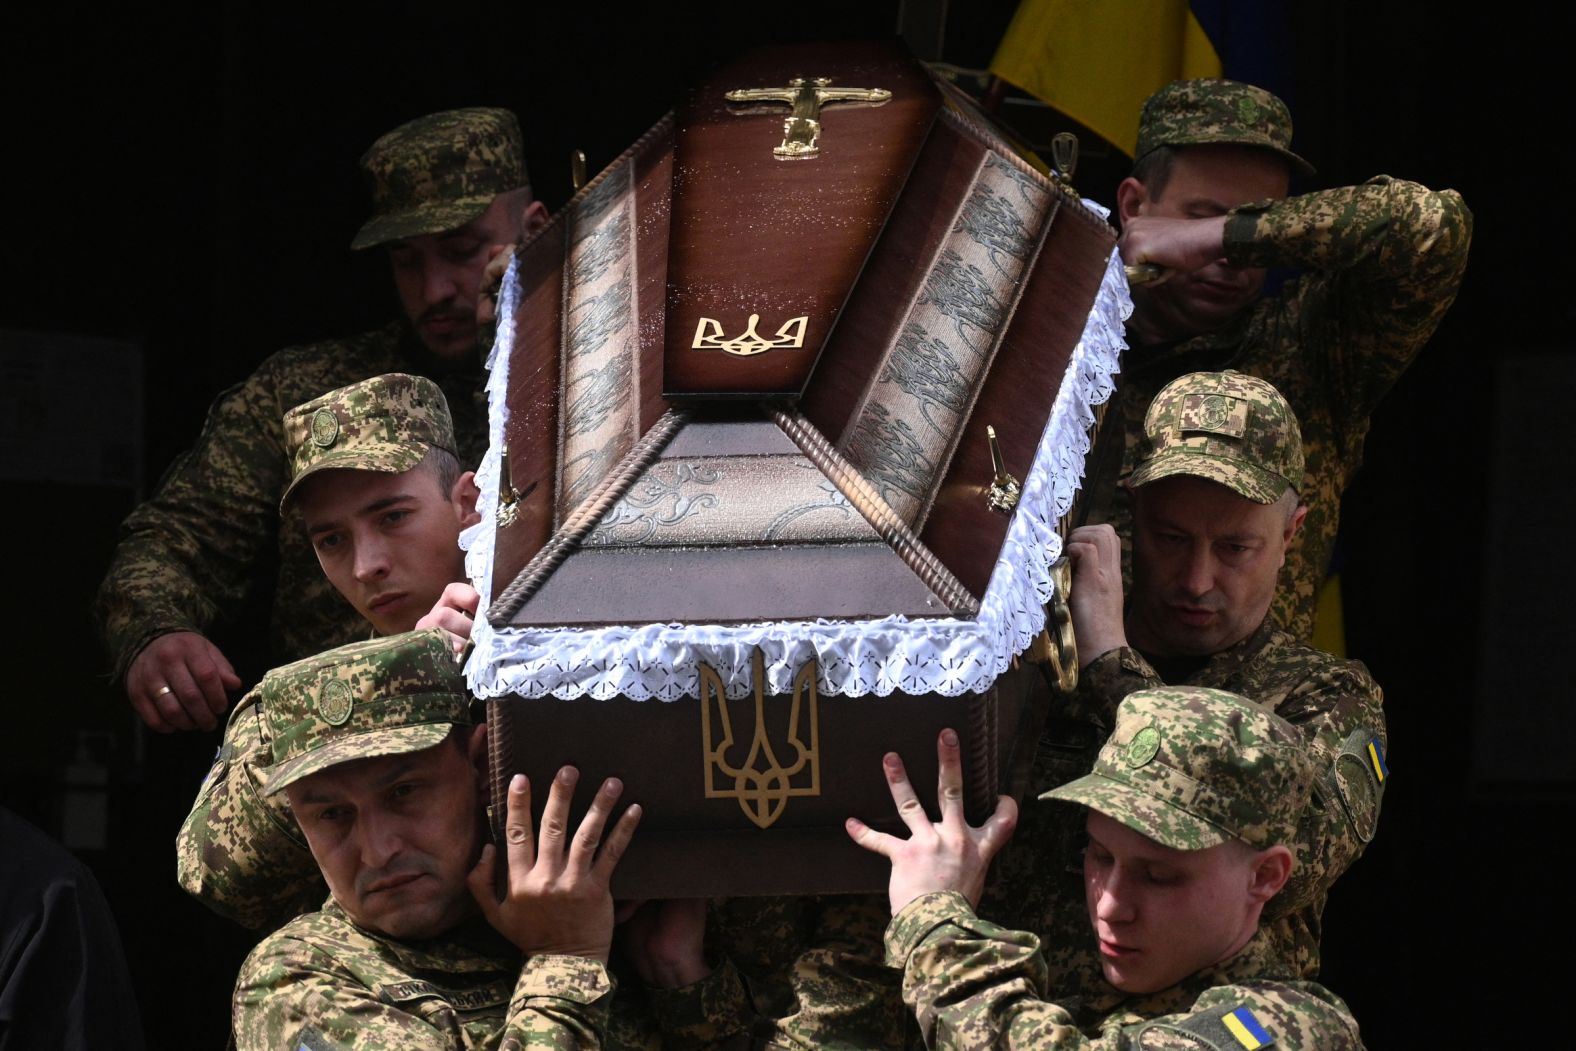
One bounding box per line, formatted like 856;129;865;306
463;41;1128;702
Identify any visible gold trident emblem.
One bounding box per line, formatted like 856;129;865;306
699;649;821;829
725;77;892;159
691;313;809;357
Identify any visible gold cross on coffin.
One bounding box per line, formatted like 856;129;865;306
725;77;892;159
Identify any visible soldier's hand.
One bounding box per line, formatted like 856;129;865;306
618;898;710;989
414;583;481;653
846;729;1017;917
468;767;641;962
1066;524;1128;667
125;631;241;733
476;244;515;326
1120;215;1230;276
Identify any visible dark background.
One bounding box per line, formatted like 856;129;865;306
2;1;1568;1046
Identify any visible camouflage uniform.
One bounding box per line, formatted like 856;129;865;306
887;688;1365;1050
94;107;525;678
177;374;462;930
644;894;905;1050
982;372;1388;997
232;630;617;1050
235;902;615;1051
1088;78;1473;640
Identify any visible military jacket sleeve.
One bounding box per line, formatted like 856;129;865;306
175;688;324;931
885;892;1362;1051
1077;647;1165;722
234;923;613;1051
94;325;414;677
1222;176;1472;449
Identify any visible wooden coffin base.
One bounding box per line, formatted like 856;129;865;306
487;660;1052;898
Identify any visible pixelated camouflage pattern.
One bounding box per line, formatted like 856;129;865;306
1043;687;1313;851
1091;175;1473;640
885;890;1363;1050
258;630;471;795
175;687;325;930
281;372;457;510
352;108;527;250
1126;371;1303;504
646;893;907;1050
1135;79;1314;178
233;900;614;1050
981;622;1387;1000
95;322;489;681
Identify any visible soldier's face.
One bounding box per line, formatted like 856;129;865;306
288;733;484;940
1123;145;1289;338
296;464;479;636
387;194;543;361
1127;476;1305;656
1083;812;1262;994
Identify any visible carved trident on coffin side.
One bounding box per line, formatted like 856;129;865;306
725;78;891;159
699;649;821;829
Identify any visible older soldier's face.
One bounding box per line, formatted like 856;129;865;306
296;463;477;637
287;733;482;939
1129;145;1289;338
387;194;534;361
1083;812;1261;994
1127;476;1304;656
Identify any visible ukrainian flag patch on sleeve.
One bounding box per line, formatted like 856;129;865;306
1222;1005;1274;1049
1367;737;1389;783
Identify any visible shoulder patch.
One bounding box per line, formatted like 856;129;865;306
1332;728;1387;843
294;1023;338;1051
1134;1002;1275;1050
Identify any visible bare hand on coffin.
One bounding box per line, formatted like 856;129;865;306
1065;524;1129;668
846;729;1018;917
415;582;481;654
468;767;642;962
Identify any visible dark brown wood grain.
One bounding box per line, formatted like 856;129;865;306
662;40;942;399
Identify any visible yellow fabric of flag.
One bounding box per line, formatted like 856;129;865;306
990;0;1224;156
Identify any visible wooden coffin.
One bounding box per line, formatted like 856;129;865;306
472;39;1118;897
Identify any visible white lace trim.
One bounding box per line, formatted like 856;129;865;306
463;202;1130;701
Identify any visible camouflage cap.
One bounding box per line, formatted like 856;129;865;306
1041;686;1314;851
351;107;526;250
280;373;457;510
258;630;472;797
1126;370;1304;503
1136;79;1314;178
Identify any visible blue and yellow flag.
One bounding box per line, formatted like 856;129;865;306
990;0;1292;157
1222;1005;1274;1049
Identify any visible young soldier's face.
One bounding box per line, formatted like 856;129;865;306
1127;145;1289;338
1127;476;1304;656
1083;812;1261;994
287;734;482;939
296;465;476;636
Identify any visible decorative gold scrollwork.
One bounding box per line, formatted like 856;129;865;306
691;314;809;357
699;649;821;829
